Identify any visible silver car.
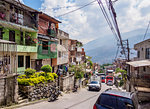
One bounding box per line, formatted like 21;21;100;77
88;81;101;91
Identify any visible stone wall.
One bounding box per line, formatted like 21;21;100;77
19;82;57;101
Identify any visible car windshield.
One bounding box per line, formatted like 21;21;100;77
98;94;134;109
106;77;113;79
90;81;98;84
101;77;105;79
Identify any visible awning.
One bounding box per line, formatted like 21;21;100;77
126;60;150;67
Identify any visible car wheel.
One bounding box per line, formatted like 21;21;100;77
89;87;91;91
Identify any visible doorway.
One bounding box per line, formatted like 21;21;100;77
26;56;30;69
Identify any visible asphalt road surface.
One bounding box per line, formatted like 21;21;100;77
18;83;114;109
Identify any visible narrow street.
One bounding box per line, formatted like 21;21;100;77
18;83;115;109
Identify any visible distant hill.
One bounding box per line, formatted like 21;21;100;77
84;28;150;64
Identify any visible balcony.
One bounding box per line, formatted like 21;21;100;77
57;29;69;39
47;29;57;37
70;45;76;51
17;45;37;52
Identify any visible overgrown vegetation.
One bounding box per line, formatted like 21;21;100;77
115;68;127;87
68;64;85;79
18;66;58;86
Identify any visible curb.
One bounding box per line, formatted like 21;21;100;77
1;98;49;109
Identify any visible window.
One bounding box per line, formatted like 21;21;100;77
42;41;48;50
59;51;61;57
20;32;23;42
137;51;140;58
145;48;150;59
0;28;3;39
18;56;24;67
60;39;62;45
143;66;146;72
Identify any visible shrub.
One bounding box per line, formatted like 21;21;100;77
18;72;58;86
41;65;52;73
119;80;124;87
24;68;36;77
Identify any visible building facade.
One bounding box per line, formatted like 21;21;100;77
57;29;69;70
36;13;60;72
127;39;150;102
0;0;39;74
68;39;83;65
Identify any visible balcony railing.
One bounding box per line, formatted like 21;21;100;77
47;29;57;37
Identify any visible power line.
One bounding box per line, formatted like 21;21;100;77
115;45;120;60
50;3;97;11
96;0;119;42
143;21;150;40
55;0;97;18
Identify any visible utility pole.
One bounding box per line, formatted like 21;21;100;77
127;39;131;92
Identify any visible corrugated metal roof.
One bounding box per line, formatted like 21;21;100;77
126;60;150;67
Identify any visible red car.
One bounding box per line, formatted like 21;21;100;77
106;76;113;83
101;76;105;83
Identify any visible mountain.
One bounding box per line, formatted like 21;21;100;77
84;28;150;64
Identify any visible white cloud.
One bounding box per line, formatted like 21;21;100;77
41;0;150;44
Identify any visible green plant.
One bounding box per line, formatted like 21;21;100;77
41;65;52;73
18;72;58;86
24;68;36;77
119;80;124;87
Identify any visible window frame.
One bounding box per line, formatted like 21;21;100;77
18;55;24;67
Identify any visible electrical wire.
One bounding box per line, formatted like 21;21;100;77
96;0;119;42
143;21;150;40
115;45;120;60
55;0;97;17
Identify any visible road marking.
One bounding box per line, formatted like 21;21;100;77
64;93;100;109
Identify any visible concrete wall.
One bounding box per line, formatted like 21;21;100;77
0;74;18;106
60;74;74;91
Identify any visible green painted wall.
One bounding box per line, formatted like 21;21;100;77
0;26;37;52
38;40;57;59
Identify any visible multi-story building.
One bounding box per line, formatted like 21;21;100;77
57;29;69;71
127;39;150;102
0;0;39;73
68;39;84;65
68;39;77;65
36;12;61;72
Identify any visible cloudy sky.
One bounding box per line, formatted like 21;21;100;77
22;0;150;44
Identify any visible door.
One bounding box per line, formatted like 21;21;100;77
26;56;30;69
9;30;15;42
36;59;42;71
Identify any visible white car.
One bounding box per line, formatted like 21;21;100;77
88;81;101;91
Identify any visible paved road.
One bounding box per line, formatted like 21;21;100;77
18;83;115;109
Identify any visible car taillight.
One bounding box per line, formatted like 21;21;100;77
93;104;97;109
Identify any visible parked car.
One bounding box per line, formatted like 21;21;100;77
88;81;101;91
93;89;139;109
106;80;113;86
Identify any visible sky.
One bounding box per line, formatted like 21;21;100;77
21;0;150;44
